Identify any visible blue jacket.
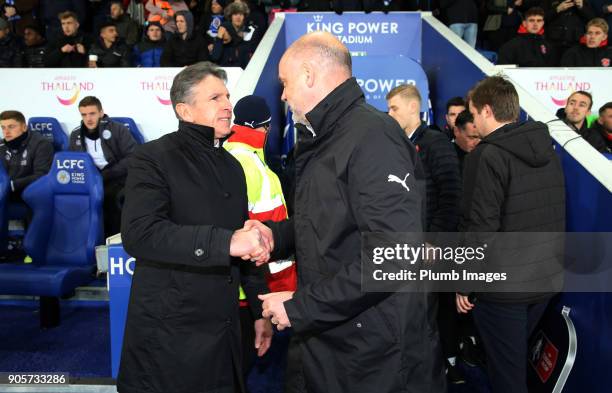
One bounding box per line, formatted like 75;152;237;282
132;40;164;67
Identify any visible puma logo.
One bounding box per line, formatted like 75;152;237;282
387;173;410;192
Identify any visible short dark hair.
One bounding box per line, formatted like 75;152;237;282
455;109;474;130
98;20;116;34
524;7;545;19
58;11;78;21
599;102;612;115
469;76;520;122
446;96;466;113
78;96;103;110
0;110;26;124
568;91;593;110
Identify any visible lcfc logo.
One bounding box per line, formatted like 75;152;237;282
313;15;323;23
57;170;71;185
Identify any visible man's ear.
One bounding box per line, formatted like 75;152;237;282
303;61;315;89
175;103;192;122
482;104;493;119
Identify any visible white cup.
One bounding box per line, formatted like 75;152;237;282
89;54;98;62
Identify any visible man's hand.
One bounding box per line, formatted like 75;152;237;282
218;26;231;44
230;228;268;261
557;0;574;12
76;43;86;54
574;0;583;8
456;293;475;314
61;44;75;53
259;291;293;331
254;318;273;357
242;220;274;265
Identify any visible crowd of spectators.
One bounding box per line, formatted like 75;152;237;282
0;0;267;68
1;0;611;68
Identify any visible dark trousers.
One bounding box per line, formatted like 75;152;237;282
103;178;125;239
240;306;256;382
438;292;480;359
285;334;307;393
473;299;549;393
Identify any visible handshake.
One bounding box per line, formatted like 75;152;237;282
229;220;274;265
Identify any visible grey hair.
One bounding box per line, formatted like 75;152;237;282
170;61;227;119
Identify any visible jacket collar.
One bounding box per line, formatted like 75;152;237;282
304;77;363;138
517;25;544;36
179;121;216;147
5;131;30;150
409;122;428;143
228;125;266;149
579;36;608;48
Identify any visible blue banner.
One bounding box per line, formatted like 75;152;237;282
284;12;421;61
108;245;134;378
353;56;429;112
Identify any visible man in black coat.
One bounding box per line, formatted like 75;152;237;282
387;84;462;233
23;24;47;68
68;96;136;237
251;32;446;393
88;20;131;67
0;110;54;203
387;84;463;384
557;90;607;151
44;11;91;67
544;0;596;62
161;10;210;67
0;17;24;67
588;101;612;152
110;1;140;47
498;7;558;66
561;17;612;66
457;76;565;393
117;61;272;393
452;109;481;170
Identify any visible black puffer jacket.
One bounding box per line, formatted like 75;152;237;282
498;31;557;66
411;123;462;232
44;32;91;67
459;121;566;303
560;42;612;67
0;131;54;198
545;0;596;47
88;39;132;67
24;42;47;67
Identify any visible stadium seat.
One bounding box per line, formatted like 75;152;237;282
28;117;69;151
110;117;145;144
0;152;104;327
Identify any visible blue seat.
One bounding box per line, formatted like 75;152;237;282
28;117;69;151
0;152;104;327
110;117;145;144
